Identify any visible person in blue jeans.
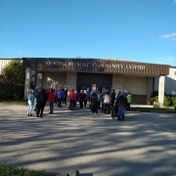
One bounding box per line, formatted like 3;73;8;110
116;92;128;120
57;88;63;107
27;88;34;116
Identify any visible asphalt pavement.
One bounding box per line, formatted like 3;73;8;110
0;103;176;176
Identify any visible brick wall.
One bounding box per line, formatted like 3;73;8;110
131;94;147;104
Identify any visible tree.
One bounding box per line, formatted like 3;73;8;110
0;60;25;84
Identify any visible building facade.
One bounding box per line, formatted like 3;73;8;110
1;58;175;106
22;58;171;106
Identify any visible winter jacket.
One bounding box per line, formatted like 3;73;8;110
48;92;56;103
116;95;128;108
79;92;86;101
127;94;132;103
37;90;48;105
103;94;111;104
28;93;34;103
69;91;76;100
57;90;63;99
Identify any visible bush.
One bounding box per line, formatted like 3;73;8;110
150;95;174;107
13;84;24;99
164;96;171;107
150;96;158;105
171;96;176;106
0;83;24;99
0;83;13;98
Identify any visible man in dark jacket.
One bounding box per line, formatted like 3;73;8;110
36;87;48;118
116;92;128;120
110;89;116;106
79;90;86;108
90;92;98;114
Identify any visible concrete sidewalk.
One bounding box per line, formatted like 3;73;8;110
0;104;176;176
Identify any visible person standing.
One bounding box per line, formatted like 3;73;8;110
116;92;128;120
27;88;34;116
97;91;103;109
90;91;98;114
63;88;68;106
57;87;63;107
102;91;111;114
69;89;76;110
48;89;56;114
83;90;89;108
112;91;121;118
127;92;132;110
110;89;116;106
79;90;85;108
33;86;38;111
36;87;48;118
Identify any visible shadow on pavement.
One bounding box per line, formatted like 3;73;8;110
0;104;176;176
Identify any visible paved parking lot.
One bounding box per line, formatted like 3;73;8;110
0;104;176;176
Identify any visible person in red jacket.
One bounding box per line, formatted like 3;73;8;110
48;89;56;114
69;89;76;110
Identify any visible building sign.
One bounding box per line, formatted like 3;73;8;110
45;59;146;71
23;58;170;75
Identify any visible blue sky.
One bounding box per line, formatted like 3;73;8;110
0;0;176;66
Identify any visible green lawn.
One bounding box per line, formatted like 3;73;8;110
0;99;27;106
0;164;47;176
131;106;175;113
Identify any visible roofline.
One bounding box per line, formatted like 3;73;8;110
21;57;171;67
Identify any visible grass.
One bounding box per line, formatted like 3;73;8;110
132;106;175;113
0;164;48;176
0;99;27;106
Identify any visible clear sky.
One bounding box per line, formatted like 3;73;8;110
0;0;176;66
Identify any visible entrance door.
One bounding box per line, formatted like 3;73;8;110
97;85;111;93
77;73;112;92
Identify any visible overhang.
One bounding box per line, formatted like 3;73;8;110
22;58;170;76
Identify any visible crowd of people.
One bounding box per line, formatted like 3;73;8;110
26;86;132;120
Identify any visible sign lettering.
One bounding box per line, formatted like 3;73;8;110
45;60;146;71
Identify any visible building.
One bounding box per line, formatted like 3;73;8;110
1;58;175;106
22;57;172;106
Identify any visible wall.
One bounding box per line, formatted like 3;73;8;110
154;67;176;95
165;67;176;95
0;59;20;74
42;72;66;89
112;75;149;104
124;76;147;95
